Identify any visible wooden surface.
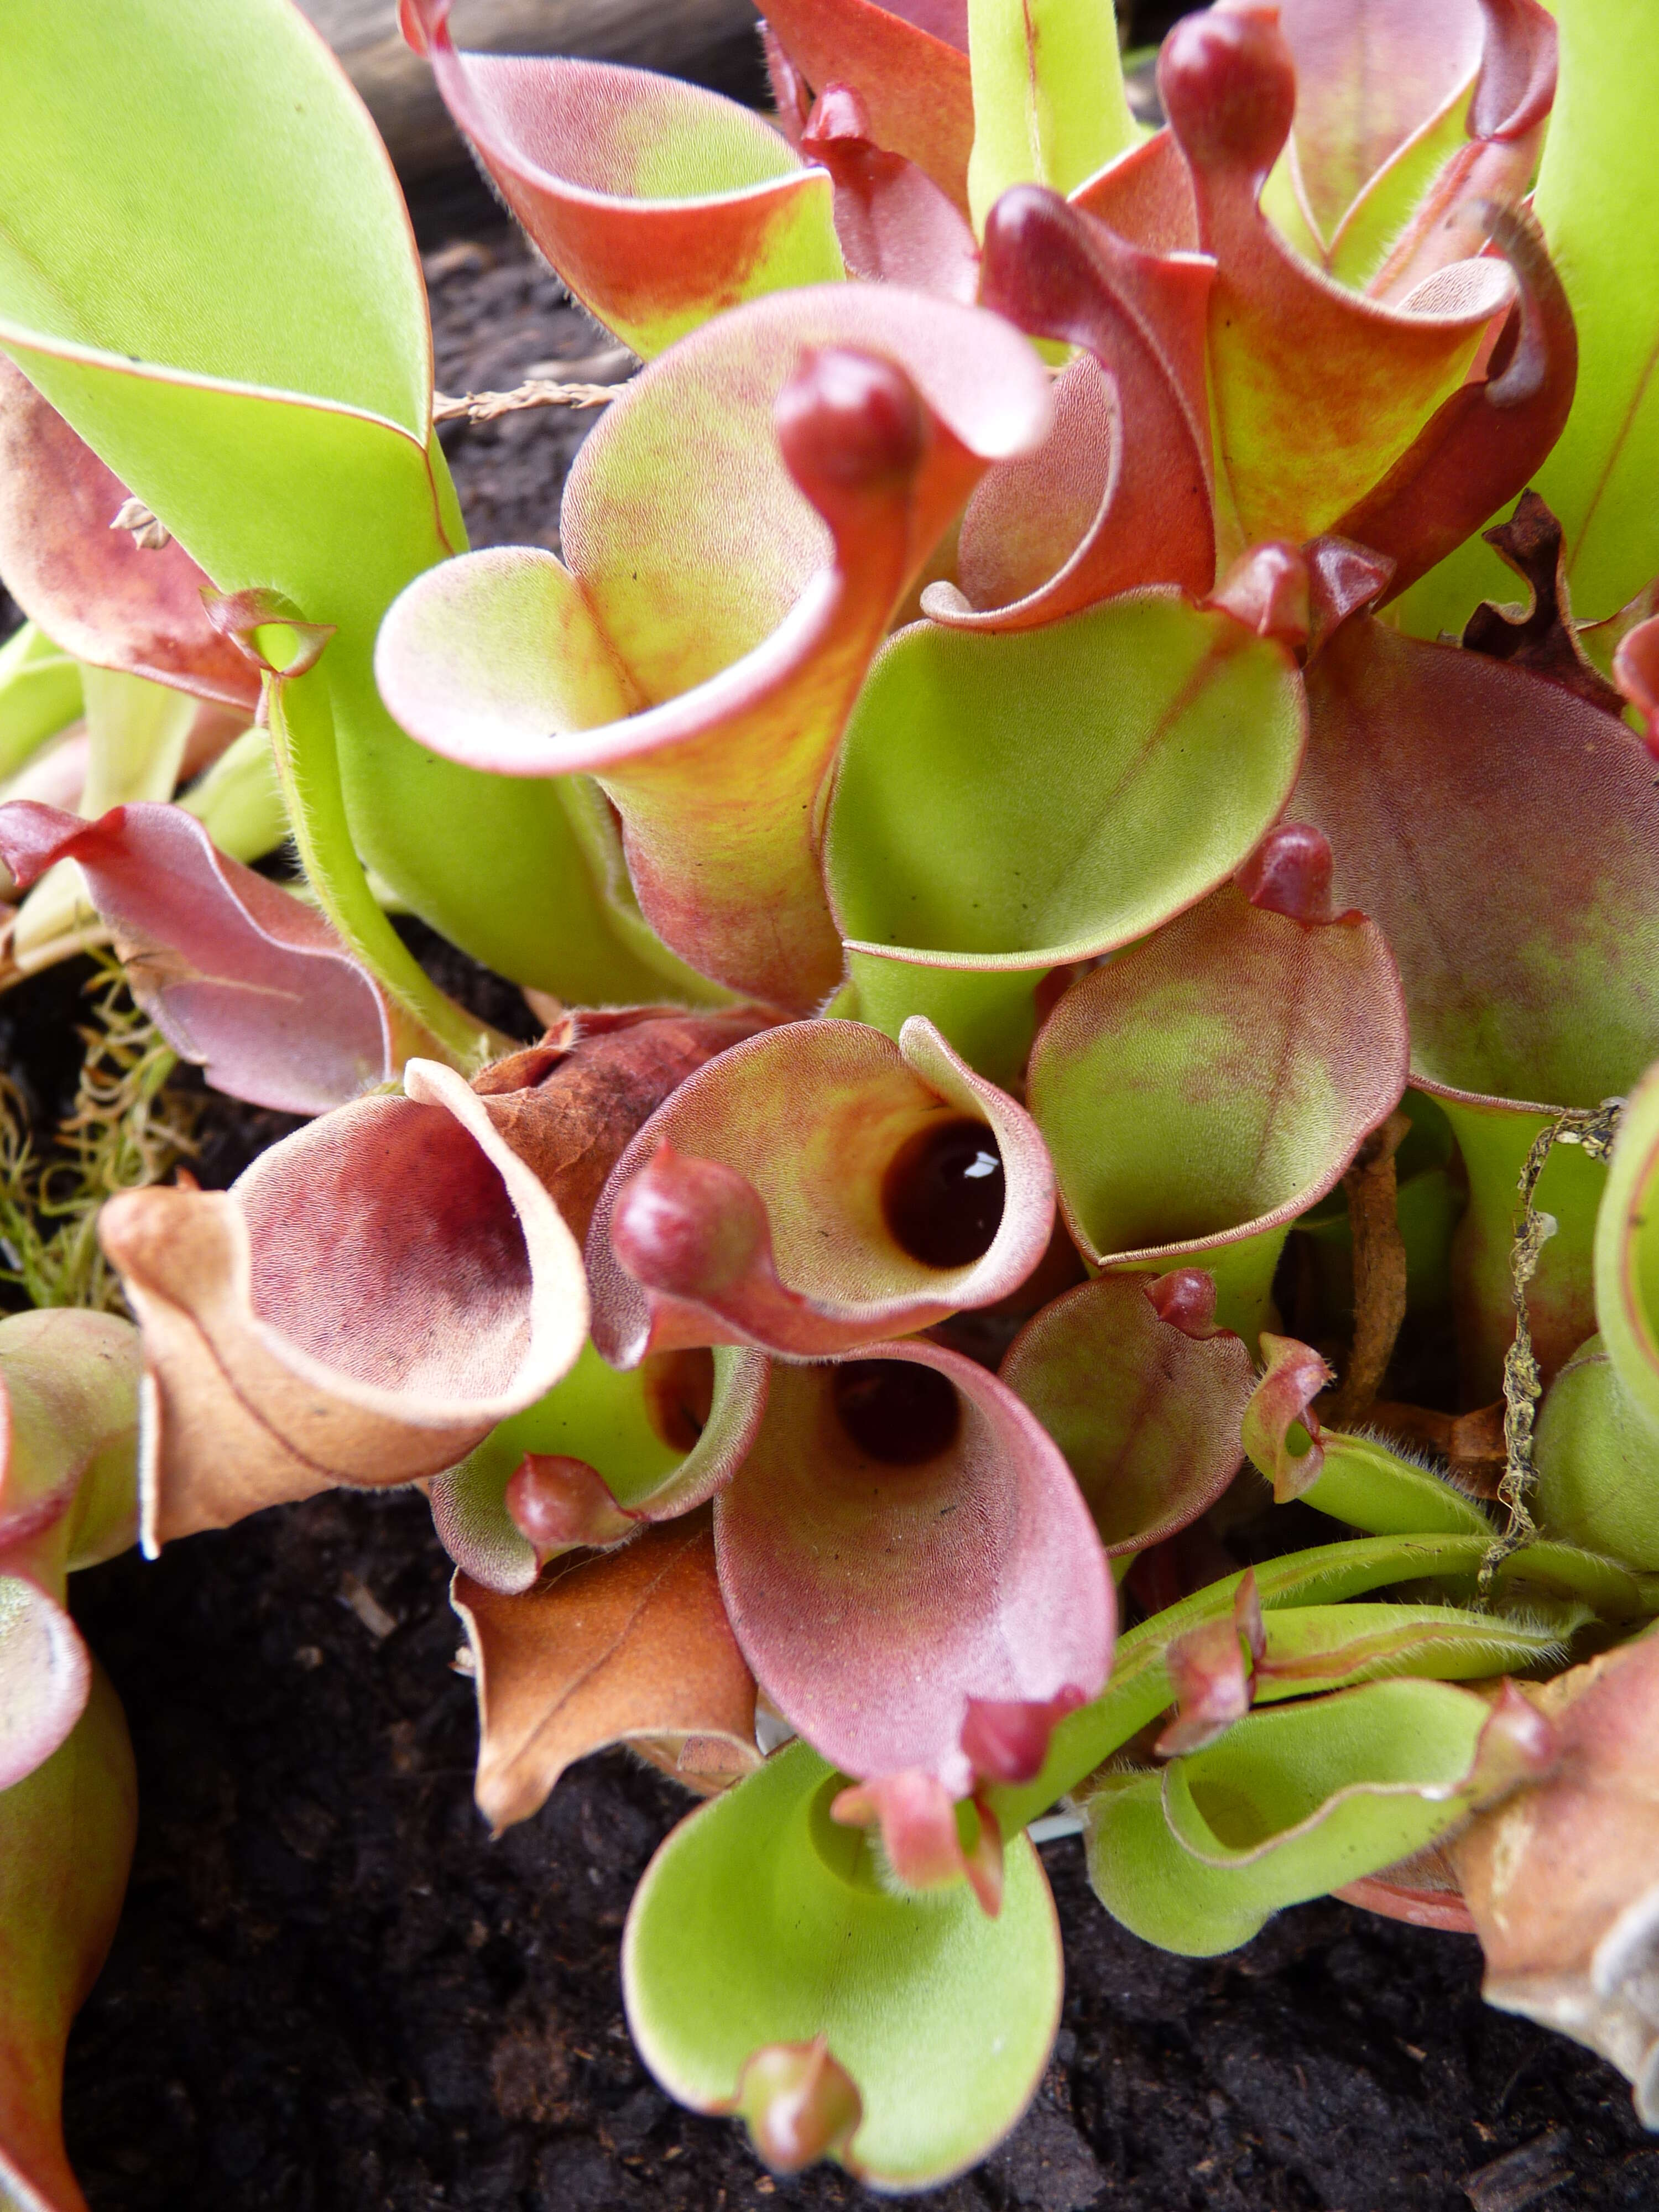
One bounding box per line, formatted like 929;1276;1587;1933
298;0;765;178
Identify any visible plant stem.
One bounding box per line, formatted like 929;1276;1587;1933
988;1532;1491;1835
265;666;515;1072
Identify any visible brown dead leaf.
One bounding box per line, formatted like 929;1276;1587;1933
477;1006;773;1244
1462;492;1628;714
1450;1628;1659;2126
454;1509;759;1832
1365;1399;1508;1496
101;1062;588;1550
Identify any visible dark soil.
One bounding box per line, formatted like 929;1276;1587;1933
15;50;1658;2211
61;1484;1659;2212
426;236;625;558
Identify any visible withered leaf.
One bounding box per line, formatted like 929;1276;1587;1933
1451;1629;1659;2125
453;1508;759;1832
476;1005;772;1244
1462;491;1627;714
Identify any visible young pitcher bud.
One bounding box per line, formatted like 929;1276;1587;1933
1208;542;1311;648
1468;1678;1560;1801
1145;1267;1221;1338
1243;1335;1335;1502
832;1768;1006;1916
1236;823;1338;924
732;2037;863;2174
504;1454;638;1560
1156;1572;1266;1758
776;347;928;497
1157;0;1296;181
832;1768;963;1890
961;1687;1084;1786
610;1144;770;1300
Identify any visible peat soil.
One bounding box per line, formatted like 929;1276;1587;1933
28;181;1657;2212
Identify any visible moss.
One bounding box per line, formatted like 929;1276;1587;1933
0;957;197;1313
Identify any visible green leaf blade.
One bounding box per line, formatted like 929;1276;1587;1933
1085;1678;1491;1955
624;1741;1062;2189
0;0;628;992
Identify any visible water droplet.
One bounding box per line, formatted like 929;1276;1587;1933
883;1119;1005;1269
832;1360;960;1465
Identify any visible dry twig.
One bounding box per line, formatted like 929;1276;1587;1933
1479;1097;1624;1597
432;377;620;422
109;494;171;550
